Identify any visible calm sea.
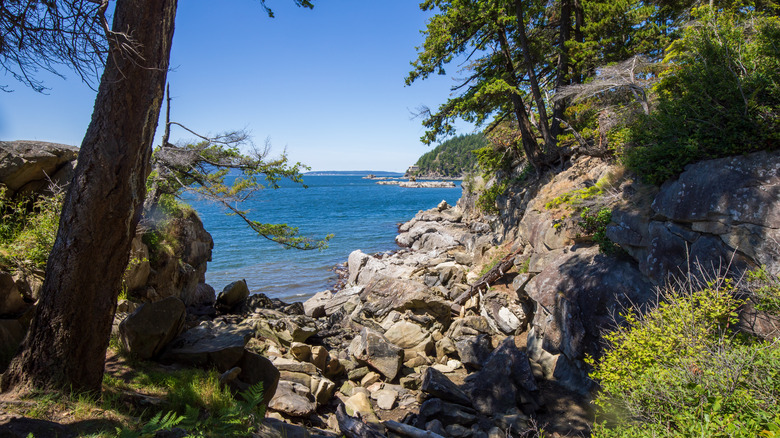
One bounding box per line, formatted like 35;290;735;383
185;175;462;302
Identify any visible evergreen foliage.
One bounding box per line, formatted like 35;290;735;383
624;9;780;184
413;133;488;177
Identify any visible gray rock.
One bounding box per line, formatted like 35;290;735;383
421;366;472;407
348;328;404;380
161;321;251;371
0;140;78;195
118;296;186;359
454;335;492;370
216;279;250;310
268;380;316;417
465;337;537;416
236;350;280;406
374;388;398;410
360;275;452;321
303;290;331;317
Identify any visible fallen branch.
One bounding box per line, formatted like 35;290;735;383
384;420;447;438
453;251;520;306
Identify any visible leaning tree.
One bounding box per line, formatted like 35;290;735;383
1;0;314;394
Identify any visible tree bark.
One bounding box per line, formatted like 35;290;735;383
496;26;545;173
514;0;555;152
1;0;177;394
551;0;572;140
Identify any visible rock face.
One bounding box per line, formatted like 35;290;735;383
524;246;654;362
609;150;780;282
0;140;78;196
136;210;214;305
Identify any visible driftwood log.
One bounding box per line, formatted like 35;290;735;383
453;251;519;307
384;420;447;438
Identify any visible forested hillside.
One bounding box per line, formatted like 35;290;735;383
411;133;488;177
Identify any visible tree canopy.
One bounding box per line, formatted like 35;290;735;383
408;0;780;181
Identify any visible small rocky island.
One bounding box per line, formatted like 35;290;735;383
376;180;457;188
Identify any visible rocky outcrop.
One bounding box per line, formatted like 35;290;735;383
131;210;214;306
609;150;780;282
0;140;78;196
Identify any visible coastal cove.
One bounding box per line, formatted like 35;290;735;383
186;174;462;302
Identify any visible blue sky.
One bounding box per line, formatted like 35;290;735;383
0;1;475;172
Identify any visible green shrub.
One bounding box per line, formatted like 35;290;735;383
0;187;62;271
590;273;780;437
477;179;508;215
624;8;780;184
578;207;616;254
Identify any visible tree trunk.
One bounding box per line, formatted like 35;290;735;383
551;0;572;140
514;0;555;152
496;27;545;173
1;0;177;394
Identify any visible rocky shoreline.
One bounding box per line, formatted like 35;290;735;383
3;140;780;437
106;198;594;437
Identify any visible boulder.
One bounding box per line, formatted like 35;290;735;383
161;321;252;371
348;328;404;380
0;271;27;317
216;279;250;310
268;380;317;417
454;335;492;370
0;140;78;195
236;350;280;406
383;320;430;350
118;296;186;359
464;337;537;416
417;398;478;427
303;290;331;317
253;313;317;346
420;366;472;407
192;283;216;306
480;290;531;335
360;275;451;321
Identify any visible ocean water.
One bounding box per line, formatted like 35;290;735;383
185;175;462;302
